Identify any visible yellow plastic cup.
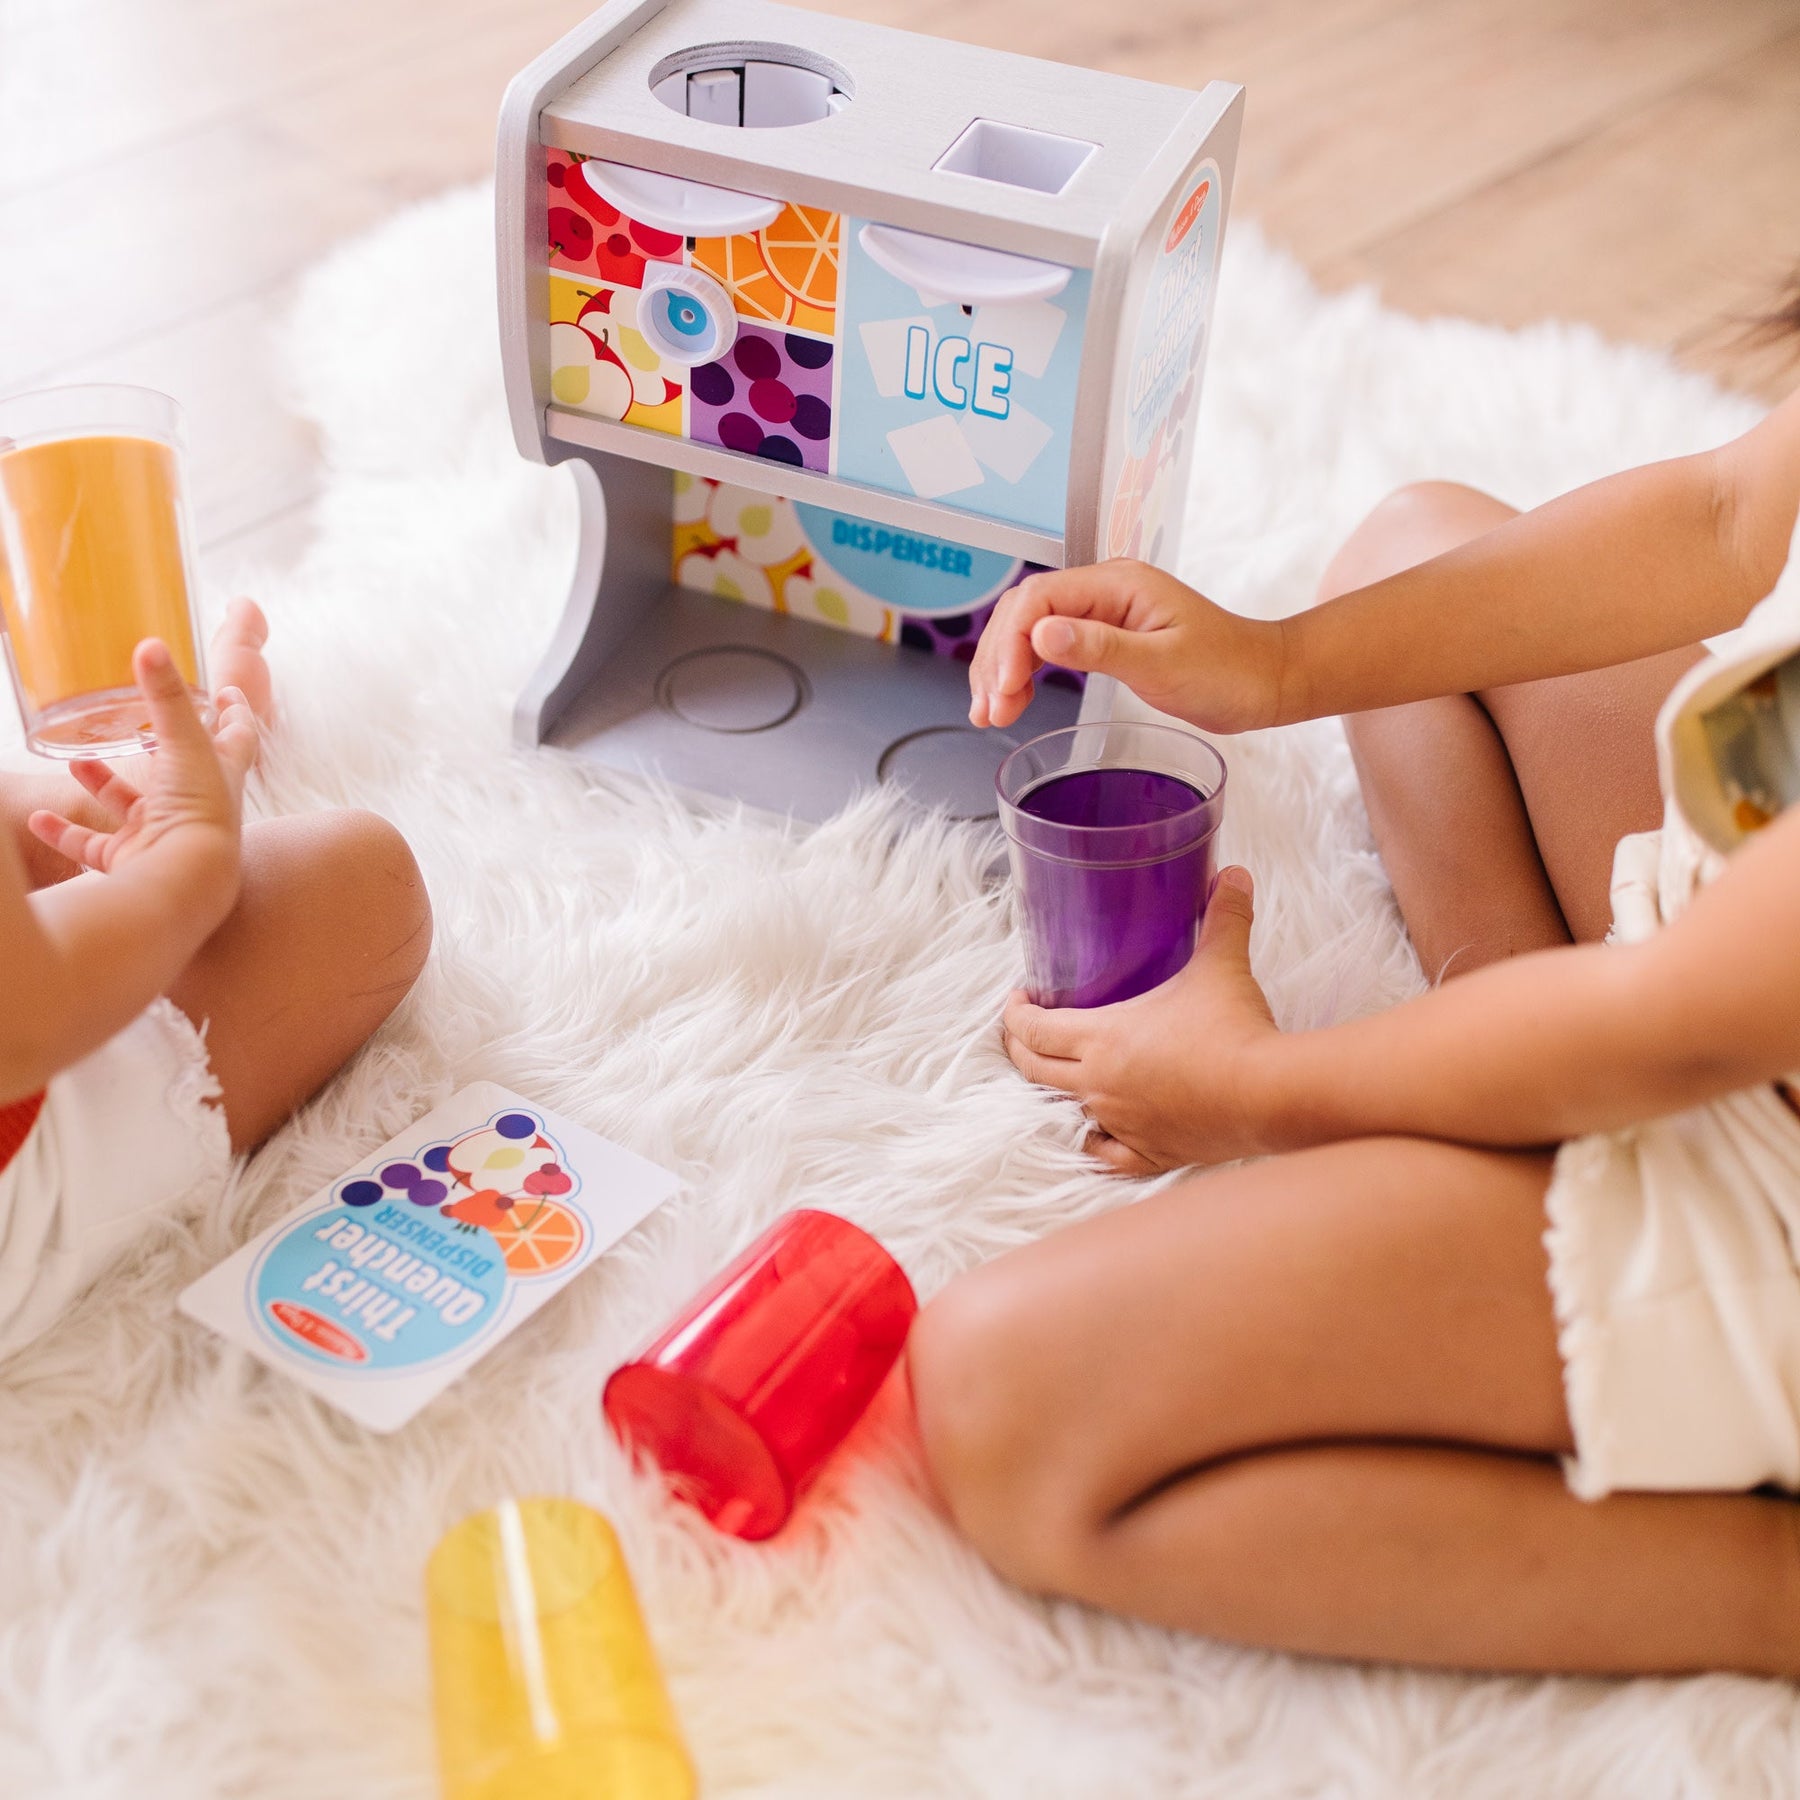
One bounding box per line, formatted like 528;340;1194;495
426;1497;696;1800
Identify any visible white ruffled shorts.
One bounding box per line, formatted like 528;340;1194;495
1545;833;1800;1498
0;1000;232;1362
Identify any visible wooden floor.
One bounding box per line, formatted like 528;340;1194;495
4;0;1798;591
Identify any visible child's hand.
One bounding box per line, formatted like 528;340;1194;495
968;561;1286;734
26;640;257;916
1001;867;1280;1175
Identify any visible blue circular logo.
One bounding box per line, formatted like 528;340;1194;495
252;1204;509;1374
665;293;706;337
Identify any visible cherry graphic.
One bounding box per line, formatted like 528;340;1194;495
523;1163;574;1198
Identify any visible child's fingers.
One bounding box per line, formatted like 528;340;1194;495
210;687;259;782
972;565;1154;726
968;586;1045;725
1003;1030;1081;1091
1088;1130;1157;1178
133;639;212;761
215;596;269;650
1196;865;1255;959
1027;614;1164;692
69;758;143;821
26;809;111;874
1001;991;1084;1061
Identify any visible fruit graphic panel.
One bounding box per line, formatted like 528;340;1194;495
545;148;683;287
549;274;684;435
689;326;833;474
671;474;1080;694
692;204;842;336
674;474;891;638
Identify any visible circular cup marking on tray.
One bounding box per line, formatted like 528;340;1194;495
657;646;808;733
878;725;1017;822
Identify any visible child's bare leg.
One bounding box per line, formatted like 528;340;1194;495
1327;483;1700;975
1478;644;1703;942
910;1139;1800;1677
168;811;431;1152
1085;1440;1800;1676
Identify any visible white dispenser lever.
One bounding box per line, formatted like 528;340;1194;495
856;224;1071;309
578;162;783;238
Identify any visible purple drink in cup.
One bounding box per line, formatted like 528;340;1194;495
998;722;1227;1009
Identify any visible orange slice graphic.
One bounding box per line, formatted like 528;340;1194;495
758;206;841;312
487;1198;587;1279
692;233;794;325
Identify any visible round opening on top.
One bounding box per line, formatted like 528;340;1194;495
649;42;853;129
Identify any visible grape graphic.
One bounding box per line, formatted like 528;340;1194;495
689;325;833;473
339;1159;450;1208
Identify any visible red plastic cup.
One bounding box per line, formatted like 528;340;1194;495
603;1210;918;1540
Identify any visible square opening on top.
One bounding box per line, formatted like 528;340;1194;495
933;119;1097;196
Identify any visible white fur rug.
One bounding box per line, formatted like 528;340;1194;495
3;186;1793;1799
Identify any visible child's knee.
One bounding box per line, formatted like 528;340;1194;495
312;810;433;994
910;1264;1094;1593
1317;481;1513;606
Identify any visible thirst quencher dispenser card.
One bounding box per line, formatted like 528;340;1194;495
180;1083;680;1432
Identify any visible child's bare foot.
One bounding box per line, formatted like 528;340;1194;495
210;598;273;729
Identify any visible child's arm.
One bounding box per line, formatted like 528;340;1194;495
971;388;1800;732
1004;804;1800;1171
0;643;257;1106
1258;795;1800;1150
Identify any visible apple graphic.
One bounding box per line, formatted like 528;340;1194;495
548;205;595;265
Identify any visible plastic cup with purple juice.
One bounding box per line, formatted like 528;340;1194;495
998;721;1227;1009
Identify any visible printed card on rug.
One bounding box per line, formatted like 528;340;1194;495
180;1083;679;1431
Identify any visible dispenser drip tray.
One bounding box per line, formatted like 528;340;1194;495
544;586;1080;823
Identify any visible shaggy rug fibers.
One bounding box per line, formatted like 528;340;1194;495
3;186;1795;1798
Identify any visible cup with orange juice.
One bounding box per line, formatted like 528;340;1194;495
0;383;208;757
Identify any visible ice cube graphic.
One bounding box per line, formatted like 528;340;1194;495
858;315;935;399
886;415;985;499
958;406;1053;485
970;301;1066;380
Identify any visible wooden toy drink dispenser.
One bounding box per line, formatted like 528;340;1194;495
499;0;1241;820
